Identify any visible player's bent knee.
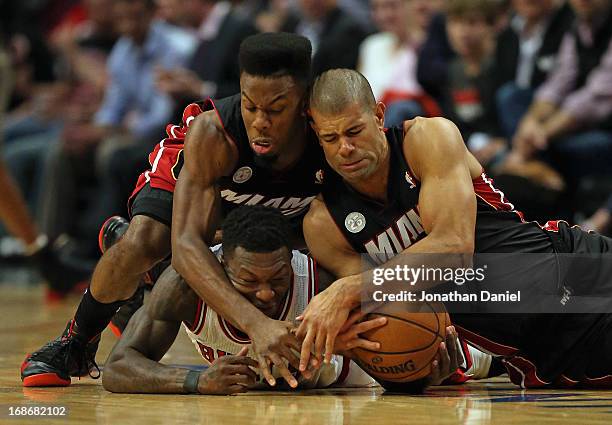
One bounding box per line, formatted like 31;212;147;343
113;216;171;269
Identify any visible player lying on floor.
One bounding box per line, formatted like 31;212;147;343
102;206;463;394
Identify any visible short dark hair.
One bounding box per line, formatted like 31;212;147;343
221;206;292;256
239;33;312;86
310;68;376;115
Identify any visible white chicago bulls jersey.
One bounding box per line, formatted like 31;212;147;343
182;245;375;388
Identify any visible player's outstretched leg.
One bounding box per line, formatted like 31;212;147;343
21;215;171;387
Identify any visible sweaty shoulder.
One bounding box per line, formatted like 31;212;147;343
402;117;473;179
184;110;239;177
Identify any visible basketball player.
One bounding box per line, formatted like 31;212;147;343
102;206;462;394
298;69;612;389
21;33;328;388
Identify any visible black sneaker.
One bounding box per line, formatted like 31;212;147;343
21;320;100;387
98;216;129;254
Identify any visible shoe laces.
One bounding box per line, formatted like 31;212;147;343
29;334;100;379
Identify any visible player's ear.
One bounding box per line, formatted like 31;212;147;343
375;102;386;130
306;109;321;143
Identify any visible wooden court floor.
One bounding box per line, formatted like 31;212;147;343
3;284;612;425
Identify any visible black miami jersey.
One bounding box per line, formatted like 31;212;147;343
130;94;328;221
322;126;553;263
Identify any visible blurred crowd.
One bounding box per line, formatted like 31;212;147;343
0;0;610;283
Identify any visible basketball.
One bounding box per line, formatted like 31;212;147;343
352;302;450;383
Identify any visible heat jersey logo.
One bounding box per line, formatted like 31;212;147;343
221;189;316;217
315;169;324;184
364;208;425;263
345;212;366;233
232;166;253;183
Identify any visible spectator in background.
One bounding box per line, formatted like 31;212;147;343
416;0;511;104
511;0;612;180
443;0;505;166
79;0;258;252
254;0;292;33
2;0;117;221
416;11;455;103
283;0;369;75
39;0;189;253
156;0;257;104
358;0;442;126
493;0;574;139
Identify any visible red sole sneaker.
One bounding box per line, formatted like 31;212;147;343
22;373;71;387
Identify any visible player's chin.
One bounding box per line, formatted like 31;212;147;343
253;152;280;167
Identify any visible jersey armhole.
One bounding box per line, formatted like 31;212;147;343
401;122;421;184
206;98;240;175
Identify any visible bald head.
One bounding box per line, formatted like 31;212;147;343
310;69;376;115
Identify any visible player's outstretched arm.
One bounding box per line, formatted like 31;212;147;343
171;113;303;388
103;266;258;394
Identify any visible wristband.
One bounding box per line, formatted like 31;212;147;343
183;369;201;394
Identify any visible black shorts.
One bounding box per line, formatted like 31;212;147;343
454;222;612;387
130;183;174;227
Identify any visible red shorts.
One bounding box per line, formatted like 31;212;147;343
128;102;205;210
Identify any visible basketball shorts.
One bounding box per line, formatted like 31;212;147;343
129;183;174;227
454;221;612;388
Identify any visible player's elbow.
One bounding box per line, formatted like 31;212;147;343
447;236;474;255
170;235;197;276
432;231;474;255
101;357;122;393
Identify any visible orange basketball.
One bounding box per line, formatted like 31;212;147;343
352;302;450;383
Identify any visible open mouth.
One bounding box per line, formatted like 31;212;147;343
251;138;274;155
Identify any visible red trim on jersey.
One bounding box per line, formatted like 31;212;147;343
128;103;204;209
279;282;294;321
443;369;471;384
219;317;251;344
473;172;525;221
503;356;549;388
194;303;207;335
205;98;238;152
184;299;204;333
336;356;351;385
310;257;319;298
583;374;612;387
461;340;472;371
454;325;519;356
557;375;579;387
128;99;242;211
